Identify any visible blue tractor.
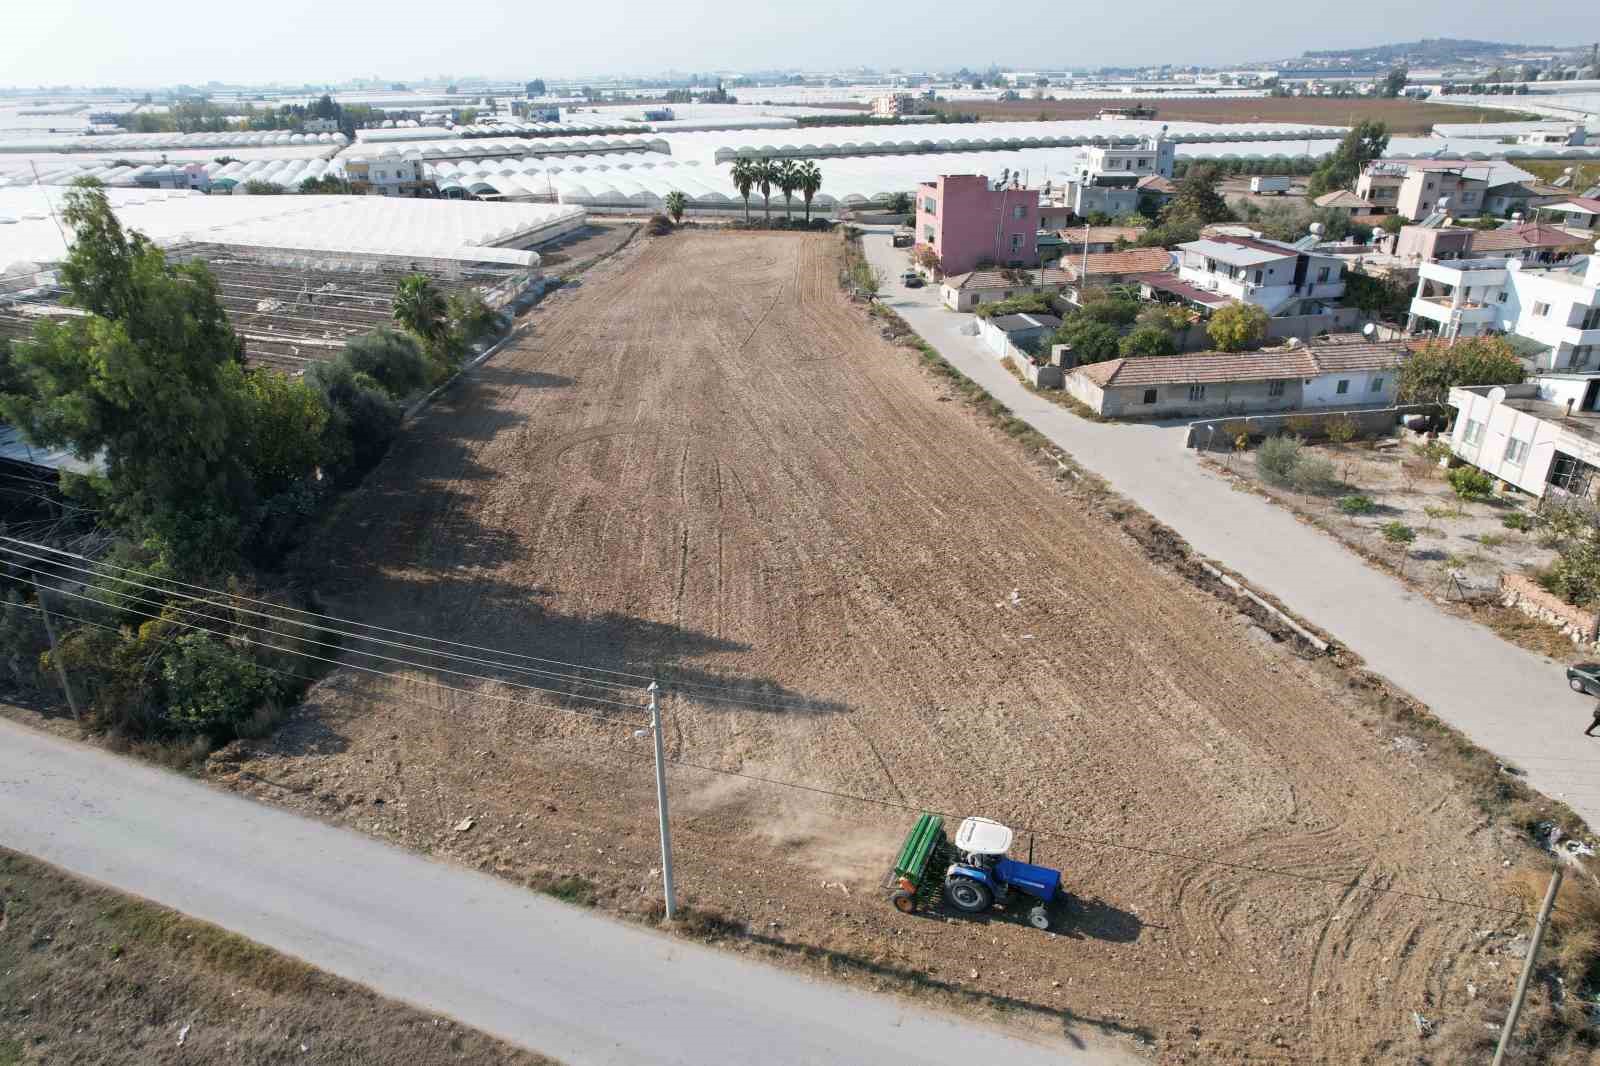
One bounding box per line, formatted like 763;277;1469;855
889;814;1063;930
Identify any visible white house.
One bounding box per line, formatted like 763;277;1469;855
1448;379;1600;500
1058;132;1174;219
1406;244;1600;371
1546;197;1600;232
1175;236;1345;316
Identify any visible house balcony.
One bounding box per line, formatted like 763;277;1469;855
1410;296;1497;328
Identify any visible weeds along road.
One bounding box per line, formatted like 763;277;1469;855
0;718;1137;1066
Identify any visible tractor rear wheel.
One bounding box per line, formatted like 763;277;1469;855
1028;904;1051;930
891;890;917;914
944;876;993;913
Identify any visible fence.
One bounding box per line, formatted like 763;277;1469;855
1184;404;1433;450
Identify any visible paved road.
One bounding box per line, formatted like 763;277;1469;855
0;719;1138;1066
864;230;1600;826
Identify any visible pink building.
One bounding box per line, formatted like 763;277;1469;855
916;174;1039;276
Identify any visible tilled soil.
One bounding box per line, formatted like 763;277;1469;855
221;231;1540;1064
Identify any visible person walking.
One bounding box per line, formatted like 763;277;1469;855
1588;702;1600;737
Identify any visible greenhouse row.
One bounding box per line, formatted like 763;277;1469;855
0;130;350;153
348;135;669;160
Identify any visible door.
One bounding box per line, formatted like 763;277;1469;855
1585;379;1600;412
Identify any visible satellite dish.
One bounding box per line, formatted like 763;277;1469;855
1362;322;1377;338
1487;386;1507;405
1308;222;1324;237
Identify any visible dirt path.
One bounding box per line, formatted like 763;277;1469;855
228;231;1535;1063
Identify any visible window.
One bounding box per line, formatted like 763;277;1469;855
1268;380;1285;397
1463;418;1485;445
1012;205;1026;220
1497;291;1508;304
923;226;935;242
1335;379;1350;395
1533;301;1551;318
1188;384;1206;402
1143;388;1157;404
922;198;936;215
1010;234;1022;252
1370;376;1385;392
1137;158;1148;169
1252;270;1263;284
1583;306;1600;330
1505;437;1529;465
1316;267;1331;284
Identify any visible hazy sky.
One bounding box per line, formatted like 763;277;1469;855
4;0;1582;88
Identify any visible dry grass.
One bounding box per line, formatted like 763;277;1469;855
0;848;559;1065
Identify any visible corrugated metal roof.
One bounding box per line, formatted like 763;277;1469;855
0;425;100;475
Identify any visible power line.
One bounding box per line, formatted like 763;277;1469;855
0;535;832;711
11;577;641;726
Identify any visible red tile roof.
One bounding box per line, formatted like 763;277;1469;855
1467;222;1590;252
944;267;1073;291
1062;247;1174;280
1074;338;1409;389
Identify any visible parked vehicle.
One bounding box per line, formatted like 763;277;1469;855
1250;176;1292;195
1567;663;1600;696
892;231;914;248
888;814;1062;929
901;270;924;288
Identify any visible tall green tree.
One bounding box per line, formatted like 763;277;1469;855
1308;121;1389;196
1162;164;1233;227
1206;303;1269;352
775;160;800;222
1381;68;1408;98
755;157;776;223
730;157;758;223
0;181;253;569
1397;336;1525;412
796;161;823;223
393;274;448;345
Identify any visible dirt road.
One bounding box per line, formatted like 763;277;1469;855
229;232;1538;1063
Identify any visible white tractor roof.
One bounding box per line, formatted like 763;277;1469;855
955;817;1014;856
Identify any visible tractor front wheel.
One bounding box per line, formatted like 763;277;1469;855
944;876;993;914
1028;904;1051;930
891;890;917;914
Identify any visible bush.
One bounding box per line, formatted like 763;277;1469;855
1502;511;1537;532
304;360;403;482
1380;521;1417;545
645;213;673;236
1324;414;1358;444
1338;494;1376;515
1207;303;1269;352
1118;325;1178;358
159;631;283;738
1289;455;1338;495
1053;318;1120;364
1256;434;1303;486
340;329;432;400
0;591;51;693
1447;466;1495;501
1077;294;1139;327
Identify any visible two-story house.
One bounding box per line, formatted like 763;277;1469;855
345;157;431;197
1175;236;1345;316
1057;132;1175;219
1355;160;1489;221
915;174;1040;276
1406;242;1600;371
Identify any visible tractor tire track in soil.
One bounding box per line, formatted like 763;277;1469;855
226;232;1523;1064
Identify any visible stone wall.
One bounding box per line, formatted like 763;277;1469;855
1500;572;1600;646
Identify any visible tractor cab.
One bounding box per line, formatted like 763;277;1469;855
953;816;1013;867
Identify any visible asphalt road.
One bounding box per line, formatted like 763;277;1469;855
863;228;1600;827
0;718;1139;1066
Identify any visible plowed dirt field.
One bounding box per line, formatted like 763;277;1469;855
223;231;1539;1063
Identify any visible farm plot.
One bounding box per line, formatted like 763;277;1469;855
225;231;1542;1064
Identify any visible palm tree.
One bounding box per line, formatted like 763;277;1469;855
775;160;800;223
755;157;776;224
795;161;822;224
730;158;757;224
393;274;447;343
664;190;687;224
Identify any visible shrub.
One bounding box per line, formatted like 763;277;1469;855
340;328;432;400
0;591;51;693
1289;455;1338;495
1324;414;1358;444
1255;434;1303;486
1053;318;1120;364
304;360;403;482
1118;324;1178;358
1380;521;1417;545
1077;294;1139;327
1207;303;1269;352
1338;494;1376;515
1447;466;1495;501
159;631;282;738
1502;511;1537;532
645;213;673;236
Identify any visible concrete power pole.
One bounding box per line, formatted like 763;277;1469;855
646;682;677;920
35;586;80;723
1491;866;1564;1066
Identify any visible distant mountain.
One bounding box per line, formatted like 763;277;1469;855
1299;39;1562;67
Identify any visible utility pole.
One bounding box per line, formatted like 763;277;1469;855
1492;866;1563;1066
647;682;677;920
35;586;80;722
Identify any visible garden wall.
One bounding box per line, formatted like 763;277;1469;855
1499;573;1600;646
1185;405;1432;450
